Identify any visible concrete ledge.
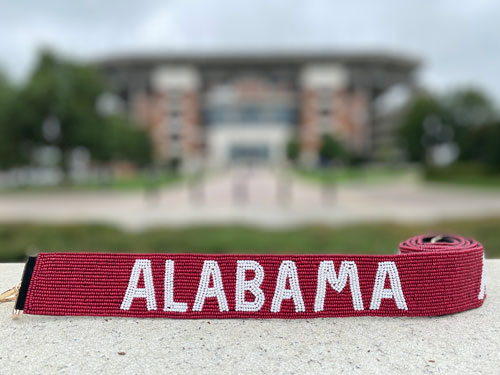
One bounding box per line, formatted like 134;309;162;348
1;261;499;374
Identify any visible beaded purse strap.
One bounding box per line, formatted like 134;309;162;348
9;234;486;319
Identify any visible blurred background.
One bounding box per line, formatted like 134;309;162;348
0;0;499;261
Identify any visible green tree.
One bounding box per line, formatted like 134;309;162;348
471;122;500;172
443;88;497;161
398;89;498;166
18;50;107;170
104;115;152;165
397;93;450;163
0;49;152;171
0;71;19;168
286;136;300;163
319;134;346;165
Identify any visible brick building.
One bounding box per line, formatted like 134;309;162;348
96;52;418;169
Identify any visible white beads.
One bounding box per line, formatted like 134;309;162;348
271;261;305;313
314;261;364;312
235;260;265;312
369;261;407;310
164;260;188;312
478;255;486;300
119;258;409;314
120;259;157;311
193;260;229;312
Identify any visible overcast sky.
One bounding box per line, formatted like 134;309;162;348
1;0;499;101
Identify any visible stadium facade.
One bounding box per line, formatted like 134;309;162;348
97;52;418;169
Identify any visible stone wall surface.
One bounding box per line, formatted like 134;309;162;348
1;260;499;374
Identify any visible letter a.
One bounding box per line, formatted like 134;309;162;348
120;259;157;311
193;261;229;312
271;261;305;312
369;261;407;310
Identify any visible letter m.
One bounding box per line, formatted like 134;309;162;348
314;261;364;312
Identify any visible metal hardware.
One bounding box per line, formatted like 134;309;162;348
0;283;22;319
12;308;21;320
0;283;20;303
430;235;443;244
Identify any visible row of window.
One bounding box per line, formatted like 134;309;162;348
204;108;296;125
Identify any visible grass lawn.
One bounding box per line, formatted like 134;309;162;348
295;166;417;185
296;164;500;189
0;217;499;262
75;172;183;191
2;172;183;193
425;164;500;189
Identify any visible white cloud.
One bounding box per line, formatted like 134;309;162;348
1;0;499;102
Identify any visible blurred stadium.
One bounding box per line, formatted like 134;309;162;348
0;1;499;260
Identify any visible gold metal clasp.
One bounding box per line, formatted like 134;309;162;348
0;283;22;319
0;283;20;303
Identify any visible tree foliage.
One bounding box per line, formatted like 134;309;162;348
102;115;152;165
0;72;18;168
286;136;299;163
398;88;499;170
397;93;450;163
445;88;497;162
0;49;152;169
319;134;346;165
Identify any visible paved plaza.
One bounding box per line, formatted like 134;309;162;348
1;168;500;229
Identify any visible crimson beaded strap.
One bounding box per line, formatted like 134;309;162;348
14;234;486;318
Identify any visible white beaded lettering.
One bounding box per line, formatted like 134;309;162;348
120;259;157;311
478;255;486;300
271;260;305;313
369;261;407;310
235;260;265;312
193;260;229;312
164;260;188;312
314;261;364;312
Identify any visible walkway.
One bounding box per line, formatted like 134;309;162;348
1;168;500;229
